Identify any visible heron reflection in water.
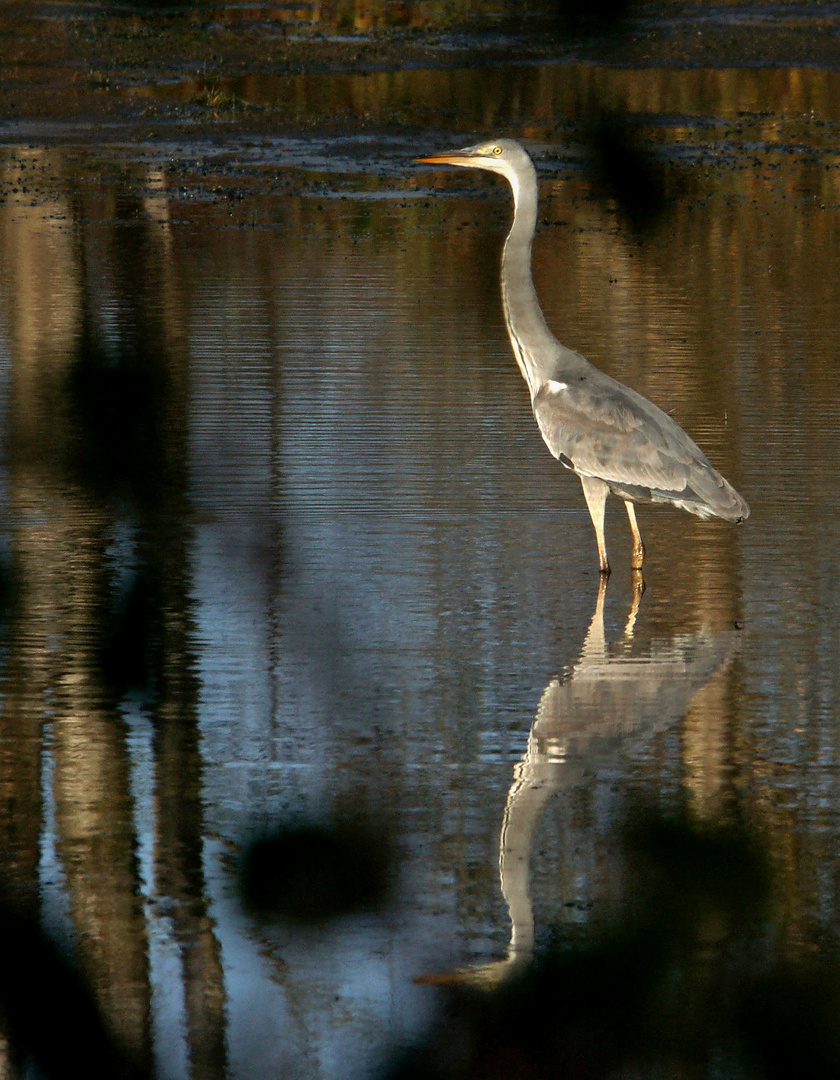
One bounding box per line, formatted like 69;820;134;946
416;139;749;575
419;581;737;988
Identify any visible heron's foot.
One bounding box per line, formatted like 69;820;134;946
631;568;646;599
630;542;645;572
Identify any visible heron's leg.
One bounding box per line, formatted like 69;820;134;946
624;501;645;571
579;475;610;575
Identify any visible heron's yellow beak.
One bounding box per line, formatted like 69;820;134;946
414;153;472;165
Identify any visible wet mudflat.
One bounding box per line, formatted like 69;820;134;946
2;3;840;1079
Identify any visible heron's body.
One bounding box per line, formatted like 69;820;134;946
416;138;749;573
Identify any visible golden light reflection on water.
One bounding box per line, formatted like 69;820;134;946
0;60;839;1078
149;63;840;140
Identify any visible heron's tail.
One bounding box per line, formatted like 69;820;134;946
654;466;749;523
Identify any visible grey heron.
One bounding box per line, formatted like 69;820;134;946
416;138;749;574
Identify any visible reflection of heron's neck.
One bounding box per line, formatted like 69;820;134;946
499;162;562;398
498;756;545;958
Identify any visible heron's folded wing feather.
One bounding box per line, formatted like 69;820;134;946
532;379;704;494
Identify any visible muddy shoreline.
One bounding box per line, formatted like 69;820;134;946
3;2;840;141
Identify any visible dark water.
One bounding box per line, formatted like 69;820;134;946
1;55;840;1080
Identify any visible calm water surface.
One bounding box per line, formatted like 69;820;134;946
1;59;840;1079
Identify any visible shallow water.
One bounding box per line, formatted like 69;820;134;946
1;55;840;1079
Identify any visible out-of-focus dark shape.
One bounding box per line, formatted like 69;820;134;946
100;569;158;699
65;339;170;506
739;962;840;1080
0;550;19;640
625;809;771;936
391;812;840;1080
0;894;148;1080
240;818;393;924
101;0;193;8
587;113;673;230
550;0;637;36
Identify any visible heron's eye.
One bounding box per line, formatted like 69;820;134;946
492;146;503;155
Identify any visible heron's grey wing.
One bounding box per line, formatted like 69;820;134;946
532;376;747;518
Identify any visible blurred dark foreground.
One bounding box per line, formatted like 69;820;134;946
390;812;840;1080
2;811;840;1080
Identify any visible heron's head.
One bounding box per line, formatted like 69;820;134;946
415;138;534;187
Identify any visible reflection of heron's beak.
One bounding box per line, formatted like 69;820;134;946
414;153;473;165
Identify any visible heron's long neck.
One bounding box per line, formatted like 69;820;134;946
500;166;562;398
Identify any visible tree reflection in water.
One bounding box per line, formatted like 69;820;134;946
0;178;226;1079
